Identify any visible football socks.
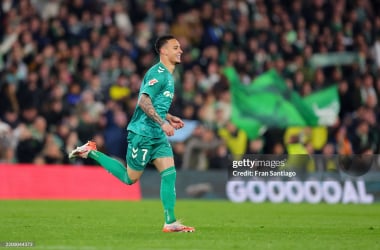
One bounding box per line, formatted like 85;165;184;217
88;151;133;185
160;166;177;224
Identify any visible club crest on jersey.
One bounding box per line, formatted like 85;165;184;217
148;78;158;86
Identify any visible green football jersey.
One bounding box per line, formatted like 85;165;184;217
127;62;175;138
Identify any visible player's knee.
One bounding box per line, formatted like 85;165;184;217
126;177;138;185
160;166;176;179
124;172;139;185
125;164;143;185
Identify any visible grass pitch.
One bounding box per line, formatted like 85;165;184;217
0;200;379;250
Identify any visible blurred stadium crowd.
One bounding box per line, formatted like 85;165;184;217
0;0;380;170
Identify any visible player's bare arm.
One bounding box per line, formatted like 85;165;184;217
139;93;175;136
139;93;165;125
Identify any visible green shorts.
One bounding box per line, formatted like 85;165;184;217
126;131;173;171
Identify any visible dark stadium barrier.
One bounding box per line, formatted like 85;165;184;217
139;169;380;204
0;164;141;200
140;169;228;199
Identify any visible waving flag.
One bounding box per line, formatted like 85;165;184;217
223;67;340;139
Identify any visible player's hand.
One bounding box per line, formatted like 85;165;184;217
167;115;185;130
161;122;175;136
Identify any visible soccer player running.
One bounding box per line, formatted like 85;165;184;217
69;35;195;233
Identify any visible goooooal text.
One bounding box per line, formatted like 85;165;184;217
226;180;374;204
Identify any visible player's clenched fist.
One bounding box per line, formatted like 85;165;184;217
167;115;184;129
161;122;175;136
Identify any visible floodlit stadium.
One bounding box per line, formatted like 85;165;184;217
1;0;380;249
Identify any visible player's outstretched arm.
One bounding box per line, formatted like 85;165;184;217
138;93;175;136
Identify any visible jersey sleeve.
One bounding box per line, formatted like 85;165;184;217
140;72;165;98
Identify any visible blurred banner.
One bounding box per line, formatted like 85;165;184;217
167;119;199;142
223;67;340;139
309;52;365;71
0;164;141;200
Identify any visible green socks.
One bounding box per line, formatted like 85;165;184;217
160;166;177;224
89;150;177;223
88;151;133;185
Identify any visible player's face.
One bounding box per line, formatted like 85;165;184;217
164;39;183;64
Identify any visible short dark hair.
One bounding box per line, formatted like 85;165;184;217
154;35;176;54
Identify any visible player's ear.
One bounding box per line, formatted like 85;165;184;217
163;47;168;56
161;45;168;56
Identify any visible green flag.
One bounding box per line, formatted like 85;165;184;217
303;85;340;126
224;67;339;139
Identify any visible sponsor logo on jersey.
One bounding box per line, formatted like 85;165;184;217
148;78;158;86
163;91;174;98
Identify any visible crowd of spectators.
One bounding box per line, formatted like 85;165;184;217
0;0;379;172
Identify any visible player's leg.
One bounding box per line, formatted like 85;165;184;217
89;150;142;184
154;157;177;224
152;138;195;232
69;141;141;185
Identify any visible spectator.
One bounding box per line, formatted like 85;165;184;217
335;126;353;155
209;143;230;170
0;120;15;162
0;0;378;169
102;103;128;160
217;121;247;160
350;120;373;154
182;125;221;170
360;73;378;108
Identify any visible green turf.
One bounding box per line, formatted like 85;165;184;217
0;200;379;250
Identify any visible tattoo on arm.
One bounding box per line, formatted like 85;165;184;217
138;94;165;125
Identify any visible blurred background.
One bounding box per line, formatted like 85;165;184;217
0;0;380;202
